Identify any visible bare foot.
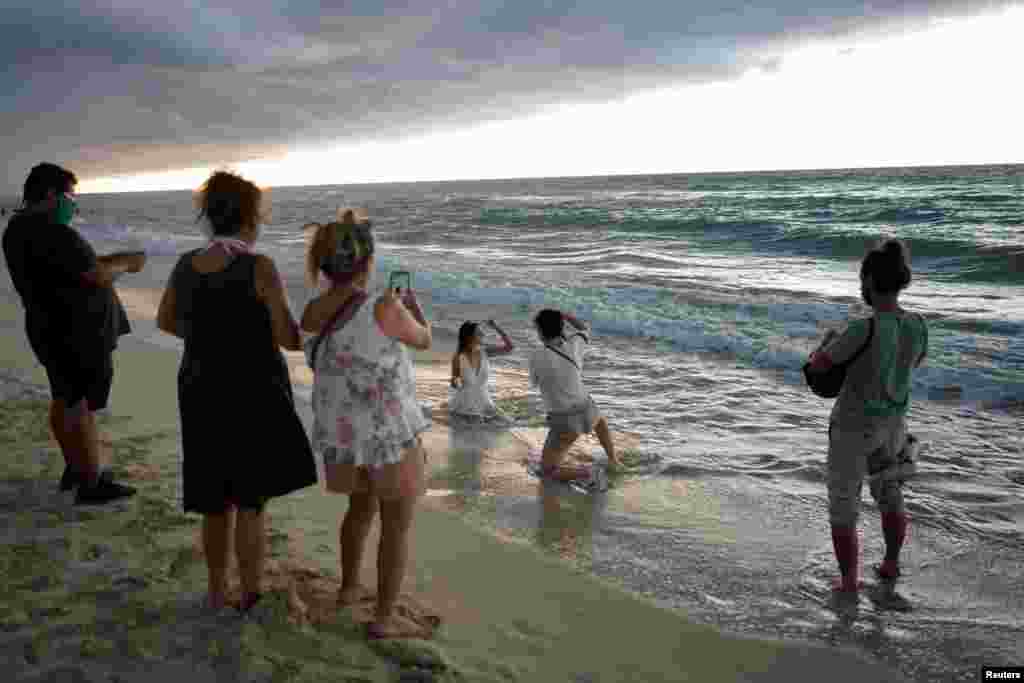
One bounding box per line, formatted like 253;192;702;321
366;613;439;640
337;585;374;606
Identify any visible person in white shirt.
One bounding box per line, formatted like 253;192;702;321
528;309;621;481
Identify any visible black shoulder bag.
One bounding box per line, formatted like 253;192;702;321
802;317;874;399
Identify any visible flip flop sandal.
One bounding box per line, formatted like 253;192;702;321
240;592;264;612
366;615;442;640
366;622;424;641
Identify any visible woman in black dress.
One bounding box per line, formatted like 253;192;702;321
156;171;317;611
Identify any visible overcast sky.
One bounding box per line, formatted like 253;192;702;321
2;1;1022;193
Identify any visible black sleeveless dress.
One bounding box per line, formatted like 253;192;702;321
172;250;317;513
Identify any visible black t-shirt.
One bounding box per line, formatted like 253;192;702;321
2;211;130;362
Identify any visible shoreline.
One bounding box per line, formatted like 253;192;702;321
0;282;910;682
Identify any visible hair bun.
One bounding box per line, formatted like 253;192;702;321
883;240;905;259
884;239;911;288
860;239;912;293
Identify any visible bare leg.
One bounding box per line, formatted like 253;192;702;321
48;400;73;467
593;417;620;467
236;507;265;606
52;399;103;484
70;405;103;485
76;408;103;484
541;430;590;481
203;508;235;609
373;496;416;629
339;492;377;604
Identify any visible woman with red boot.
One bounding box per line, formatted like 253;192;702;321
807;239;928;593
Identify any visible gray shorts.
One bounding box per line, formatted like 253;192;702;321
827;418;907;526
544;397;601;451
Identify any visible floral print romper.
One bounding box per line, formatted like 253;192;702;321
306;291;429;468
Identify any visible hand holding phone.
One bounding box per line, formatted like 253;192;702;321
400;287;420;309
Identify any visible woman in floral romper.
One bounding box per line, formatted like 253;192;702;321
301;209;432;639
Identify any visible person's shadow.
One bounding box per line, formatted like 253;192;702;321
535;479;608;563
446;424;486;500
445;419;514;502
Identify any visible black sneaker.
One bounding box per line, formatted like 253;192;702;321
59;464;80;492
74;476;136;506
60;467;112;492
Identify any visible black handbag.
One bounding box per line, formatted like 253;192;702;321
802;317;874;398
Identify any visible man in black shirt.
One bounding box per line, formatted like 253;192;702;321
3;163;145;505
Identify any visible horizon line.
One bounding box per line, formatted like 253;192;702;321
4;159;1022;199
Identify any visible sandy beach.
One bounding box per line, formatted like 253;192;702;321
0;282;911;682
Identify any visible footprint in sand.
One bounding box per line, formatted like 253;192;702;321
500;618;553;655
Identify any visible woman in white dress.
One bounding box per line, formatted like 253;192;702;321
449;320;514;419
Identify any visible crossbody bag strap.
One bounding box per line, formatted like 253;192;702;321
841;316;874;368
308;291;369;368
545;342;581;372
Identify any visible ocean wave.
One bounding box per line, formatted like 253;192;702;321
76;221;201;257
474;196;1021;286
933;192;1021;204
428;280;1023;403
860;206;948;224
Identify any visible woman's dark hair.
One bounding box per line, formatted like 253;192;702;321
195;170;262;237
861;239;912;294
457;321;479;354
22;163;77;204
534;309;564;340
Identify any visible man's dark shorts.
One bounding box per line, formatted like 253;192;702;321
42;351;114;411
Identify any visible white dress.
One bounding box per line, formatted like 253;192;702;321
449;349;500;419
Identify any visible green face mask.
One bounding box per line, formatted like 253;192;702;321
54;196;76;226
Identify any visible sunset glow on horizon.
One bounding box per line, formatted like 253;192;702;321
77;7;1024;195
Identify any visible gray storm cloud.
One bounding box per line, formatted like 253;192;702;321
0;0;1016;191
